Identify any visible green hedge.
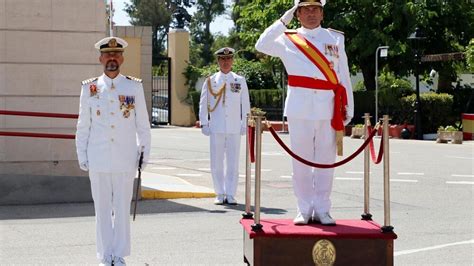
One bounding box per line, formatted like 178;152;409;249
400;92;455;133
189;89;284;121
190;89;461;131
184;59;278;93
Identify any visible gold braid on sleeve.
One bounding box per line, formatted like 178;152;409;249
206;77;226;113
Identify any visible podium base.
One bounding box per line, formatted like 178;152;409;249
241;219;397;266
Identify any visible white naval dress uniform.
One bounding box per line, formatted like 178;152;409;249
199;71;251;198
75;73;151;260
255;21;354;216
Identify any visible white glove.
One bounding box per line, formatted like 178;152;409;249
201;125;210;136
79;161;89;171
240;125;247;136
344;116;353;126
280;5;298;26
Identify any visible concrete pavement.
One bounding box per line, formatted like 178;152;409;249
1;126;473;265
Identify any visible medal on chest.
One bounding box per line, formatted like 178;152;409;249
119;95;135;118
324;44;339;59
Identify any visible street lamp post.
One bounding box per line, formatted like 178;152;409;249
408;28;426;140
375;46;389;124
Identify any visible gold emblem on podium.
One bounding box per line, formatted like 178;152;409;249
312;239;336;266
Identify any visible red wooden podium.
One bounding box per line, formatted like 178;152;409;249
241;218;397;266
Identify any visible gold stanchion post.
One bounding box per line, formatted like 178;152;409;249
362;113;373;220
242;114;253;219
251;115;264;231
381;115;394;233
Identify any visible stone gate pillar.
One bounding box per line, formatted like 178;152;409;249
168;29;196;126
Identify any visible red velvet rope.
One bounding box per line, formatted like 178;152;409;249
268;125;378;169
368;126;384;164
0;131;75;139
0;110;78;139
248;126;255;163
0;110;78;119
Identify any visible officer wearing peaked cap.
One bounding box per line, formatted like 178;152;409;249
255;0;354;226
199;47;251;205
75;36;151;266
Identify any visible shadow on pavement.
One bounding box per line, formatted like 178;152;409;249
0;199;207;220
223;203;288;215
0;200;289;220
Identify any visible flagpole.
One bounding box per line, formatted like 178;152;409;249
109;0;114;37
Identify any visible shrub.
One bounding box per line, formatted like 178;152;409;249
377;73;414;120
189;89;284;121
232;59;278;90
352;72;413;124
184;58;278;93
400;92;455;133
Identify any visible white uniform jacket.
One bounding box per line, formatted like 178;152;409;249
76;73;151;173
255;21;354;121
199;71;251;134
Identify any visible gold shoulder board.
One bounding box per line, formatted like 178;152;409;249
328;28;345;35
81;77;98;85
126;75;143;83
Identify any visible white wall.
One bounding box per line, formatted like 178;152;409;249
0;0;106;176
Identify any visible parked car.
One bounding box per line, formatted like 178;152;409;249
151;96;169;125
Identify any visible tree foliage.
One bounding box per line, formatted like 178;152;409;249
189;0;226;67
410;0;474;91
467;39;474;73
233;0;474;91
124;0;173;64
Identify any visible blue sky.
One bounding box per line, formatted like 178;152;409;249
113;0;234;35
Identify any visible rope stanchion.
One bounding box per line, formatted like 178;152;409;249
243;114;253;219
0;131;75;139
368;126;384;164
362;113;373;221
267;123;380;169
381;115;394;233
251;115;264;231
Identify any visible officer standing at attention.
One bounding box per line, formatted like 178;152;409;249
75;36;151;266
255;0;354;225
199;47;251;205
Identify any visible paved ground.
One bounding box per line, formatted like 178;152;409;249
1;126;473;265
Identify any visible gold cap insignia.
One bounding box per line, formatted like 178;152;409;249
108;38;117;48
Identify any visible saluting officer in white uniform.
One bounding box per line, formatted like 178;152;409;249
75;37;151;266
199;47;251;205
255;0;354;225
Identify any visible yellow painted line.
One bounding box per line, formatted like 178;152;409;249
142;190;215;199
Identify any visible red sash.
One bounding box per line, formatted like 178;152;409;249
285;32;347;132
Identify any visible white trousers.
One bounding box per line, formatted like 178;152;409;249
209;133;241;197
89;171;135;260
287;118;336;215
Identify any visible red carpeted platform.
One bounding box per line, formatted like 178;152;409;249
240;218;397;240
241;219;397;266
